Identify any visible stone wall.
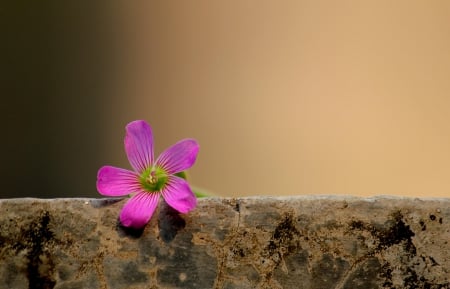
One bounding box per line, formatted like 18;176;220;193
0;197;449;289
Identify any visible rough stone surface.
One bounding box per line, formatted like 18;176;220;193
0;196;449;289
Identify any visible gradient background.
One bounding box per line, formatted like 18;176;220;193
2;1;450;198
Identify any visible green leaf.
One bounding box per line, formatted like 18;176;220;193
175;171;214;197
191;186;214;198
174;171;187;180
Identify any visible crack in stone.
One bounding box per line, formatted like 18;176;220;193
236;198;241;230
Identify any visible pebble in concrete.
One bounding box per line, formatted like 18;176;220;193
0;196;449;289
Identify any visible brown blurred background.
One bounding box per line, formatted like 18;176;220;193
2;1;450;198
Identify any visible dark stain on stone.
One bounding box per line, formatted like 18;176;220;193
375;211;416;254
379;254;449;289
429;214;436;221
380;262;449;289
116;221;144;239
233;247;245;258
429;256;439;266
349;211;450;289
439;217;443;224
350;211;416;255
267;213;301;255
419;220;427;231
403;267;450;289
403;268;421;289
226;230;255;262
349;220;365;231
234;200;240;212
403;268;450;289
158;200;186;243
14;211;56;289
380;262;394;288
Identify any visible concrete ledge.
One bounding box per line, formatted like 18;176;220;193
0;196;449;289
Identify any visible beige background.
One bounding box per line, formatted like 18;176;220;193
104;1;450;197
2;1;450;198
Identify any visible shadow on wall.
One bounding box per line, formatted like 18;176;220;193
1;1;129;198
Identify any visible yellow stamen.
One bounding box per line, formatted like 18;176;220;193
147;171;157;184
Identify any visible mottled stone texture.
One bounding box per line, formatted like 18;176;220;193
0;197;449;289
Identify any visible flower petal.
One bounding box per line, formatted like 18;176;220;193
97;166;140;196
161;176;197;213
156;139;199;174
124;120;154;173
119;191;159;229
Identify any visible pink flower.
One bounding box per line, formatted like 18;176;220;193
96;120;199;229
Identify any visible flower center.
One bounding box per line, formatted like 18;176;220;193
147;171;157;184
140;167;168;192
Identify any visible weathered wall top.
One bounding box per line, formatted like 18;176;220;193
0;196;449;289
